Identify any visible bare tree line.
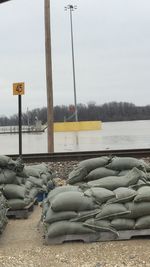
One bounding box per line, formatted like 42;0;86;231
1;101;150;126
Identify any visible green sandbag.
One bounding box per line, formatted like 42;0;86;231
41;173;52;184
47;185;79;202
134;186;150;202
51;191;98;212
8;157;24;172
30;163;49;172
125;202;150;219
15;176;25;185
2;169;16;184
130;179;147;190
25;181;33;190
27;187;38;201
67;157;111;185
42;200;49;219
84;218;111;229
83;218;118;235
7;198;30;210
70;209;100;222
96;203;130;220
44;208;77;224
135;215;150;229
16;169;29;178
0;192;8;209
87;168;143;190
47;221;95;238
0;172;5;184
67;167;88;185
108;187;137;203
24;166;42;178
27;176;44;188
84;167;118;182
78;156;110;172
111;218;135;230
106;157;150;171
0;155;11;167
3;184;26;199
84;188;115;203
118;170;130;176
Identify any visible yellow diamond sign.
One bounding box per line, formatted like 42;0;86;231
13;82;25;95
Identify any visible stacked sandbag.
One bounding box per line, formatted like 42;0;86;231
42;186;99;238
0;191;8;233
42;156;150;240
20;163;55;194
0;155;55;210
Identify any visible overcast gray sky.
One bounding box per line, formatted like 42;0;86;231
0;0;150;116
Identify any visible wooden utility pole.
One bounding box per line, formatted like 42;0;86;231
44;0;54;153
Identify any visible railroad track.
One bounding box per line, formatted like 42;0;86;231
7;148;150;163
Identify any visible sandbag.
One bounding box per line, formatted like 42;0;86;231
24;166;42;178
27;188;38;201
0;155;11;167
106;157;150;171
134;186;150;202
109;187;137;203
83;218;118;235
118;170;130;176
47;186;79;202
25;181;33;190
84;188;115;203
135;215;150;229
7;198;30;210
111;218;135;230
3;184;26;199
87;168;143;190
130;179;146;190
27;176;44;188
44;208;77;224
16;169;29;178
96;203;130;220
84;167;118;182
70;209;100;222
0;171;5;184
67;167;88;185
41;173;52;184
8;157;24;172
14;176;25;185
42;200;49;219
51;191;98;212
78;156;110;172
47;221;95;238
125;202;150;219
30;163;49;172
2;169;16;184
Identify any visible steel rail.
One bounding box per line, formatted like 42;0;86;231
7;148;150;163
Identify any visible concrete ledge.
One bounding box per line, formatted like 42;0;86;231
54;121;102;132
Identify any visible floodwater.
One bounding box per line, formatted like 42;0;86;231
0;120;150;154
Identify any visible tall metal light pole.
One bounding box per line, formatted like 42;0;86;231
65;4;78;122
45;0;54;153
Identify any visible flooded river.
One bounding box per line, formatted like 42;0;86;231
0;120;150;154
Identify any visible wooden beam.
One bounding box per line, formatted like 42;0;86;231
44;0;54;153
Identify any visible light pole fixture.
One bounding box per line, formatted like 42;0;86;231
65;4;78;122
0;0;11;3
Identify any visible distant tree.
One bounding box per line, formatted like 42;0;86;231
1;101;150;126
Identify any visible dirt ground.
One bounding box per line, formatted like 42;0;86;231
0;205;150;267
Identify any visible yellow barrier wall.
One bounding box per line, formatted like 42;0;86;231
54;121;102;132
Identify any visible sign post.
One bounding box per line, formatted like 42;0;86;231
13;82;25;157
